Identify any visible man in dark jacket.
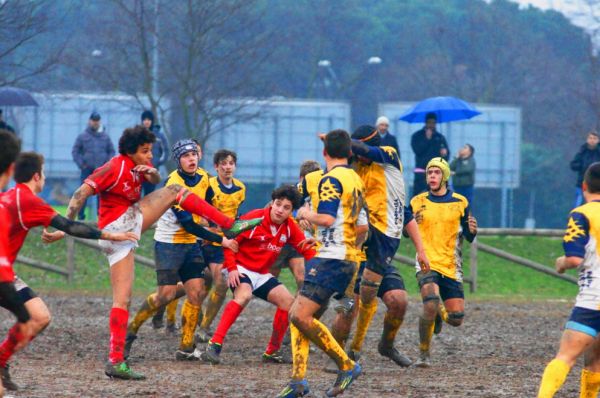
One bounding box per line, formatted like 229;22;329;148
376;116;399;154
570;131;600;207
450;144;476;205
141;110;169;195
0;110;15;134
71;112;115;220
410;113;449;196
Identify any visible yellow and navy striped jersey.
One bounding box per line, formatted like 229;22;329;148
563;200;600;310
410;190;475;281
154;168;210;244
205;176;246;246
352;144;405;239
300;170;325;211
315;165;365;261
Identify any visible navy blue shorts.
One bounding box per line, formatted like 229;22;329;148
566;307;600;338
365;226;400;276
417;270;464;301
202;244;225;264
300;258;356;305
273;244;303;269
354;261;405;297
154;241;206;285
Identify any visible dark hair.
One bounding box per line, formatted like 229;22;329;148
299;160;321;178
589;131;599;138
14;152;44;183
118;125;156;155
466;143;475;155
584;162;600;193
425;112;437;121
213;149;237;165
352;125;381;147
324;129;351;159
271;184;302;210
0;129;21;175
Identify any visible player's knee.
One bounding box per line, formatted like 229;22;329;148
359;278;380;302
157;290;176;305
421;294;439;317
447;311;464;326
382;291;406;315
33;310;51;334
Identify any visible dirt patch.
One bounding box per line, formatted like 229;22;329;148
1;295;579;397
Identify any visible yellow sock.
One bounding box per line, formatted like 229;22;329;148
350;299;377;352
200;285;227;330
302;318;353;371
179;299;200;350
166;298;179;325
418;316;435;352
538;358;571;398
129;293;160;334
439;303;448;323
290;323;310;381
381;312;403;347
580;368;600;398
343;263;360;298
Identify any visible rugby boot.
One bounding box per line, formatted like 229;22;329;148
222;217;263;238
415;350;431;368
262;350;291;364
276;379;310;398
165;322;178;335
200;341;222;364
195;327;212;344
123;333;137;360
175;347;200;361
347;349;361;363
151;312;165;329
377;340;412;367
0;364;19;391
104;361;146;380
433;312;443;335
326;362;362;397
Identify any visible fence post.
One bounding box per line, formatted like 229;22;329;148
66;237;75;283
470;238;478;293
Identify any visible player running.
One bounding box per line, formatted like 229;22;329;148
63;126;262;380
409;157;477;368
538;162;600;398
124;140;239;361
278;129;364;398
200;185;316;364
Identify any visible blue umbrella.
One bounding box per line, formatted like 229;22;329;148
0;86;38;107
399;96;480;123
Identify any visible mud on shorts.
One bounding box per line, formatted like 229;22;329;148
300;258;356;305
364;227;405;296
202;244;225;265
154;241;207;286
98;204;143;266
416;270;464;301
232;264;282;301
566;306;600;337
272;244;303;270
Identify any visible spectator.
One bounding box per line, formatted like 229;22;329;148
450;143;476;205
410;112;449;196
71;111;115;220
570;130;600;207
140;110;169;195
376;116;399;153
0;109;15;134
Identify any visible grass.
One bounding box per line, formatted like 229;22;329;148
15;225;578;300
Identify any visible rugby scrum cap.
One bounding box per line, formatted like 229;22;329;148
426;157;451;183
352;125;381;146
172;139;198;162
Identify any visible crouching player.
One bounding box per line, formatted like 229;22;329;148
538;162;600;398
200;185;316;364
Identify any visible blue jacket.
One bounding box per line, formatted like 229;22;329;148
71;127;115;171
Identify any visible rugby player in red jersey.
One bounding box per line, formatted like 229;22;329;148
200;185;316;364
60;126;262;380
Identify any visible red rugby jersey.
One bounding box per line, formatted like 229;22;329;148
0;203;14;282
84;155;148;229
224;207;315;274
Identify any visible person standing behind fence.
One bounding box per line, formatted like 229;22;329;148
141;110;169;196
450;144;476;205
376;116;399;154
410;113;449;197
71;112;115;220
570;131;600;208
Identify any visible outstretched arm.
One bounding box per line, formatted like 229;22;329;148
66;184;95;220
42;215;138;243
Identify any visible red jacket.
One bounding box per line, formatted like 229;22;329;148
224;207;315;274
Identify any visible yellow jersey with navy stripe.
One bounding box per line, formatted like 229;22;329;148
563;200;600;310
315;165;365;261
154;168;210;244
300;170;324;211
410;190;475;281
352;143;405;239
205;176;246;246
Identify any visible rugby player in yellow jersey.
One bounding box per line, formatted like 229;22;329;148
123;139;239;360
196;149;247;343
538;162;600;398
277;129;363;398
410;157;477;368
348;125;429;367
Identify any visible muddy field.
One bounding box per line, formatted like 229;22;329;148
0;294;581;397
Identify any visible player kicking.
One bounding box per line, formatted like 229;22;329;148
278;129;364;398
124;139;239;361
410;157;477;367
200;185;315;364
538;162;600;397
63;126;262;380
